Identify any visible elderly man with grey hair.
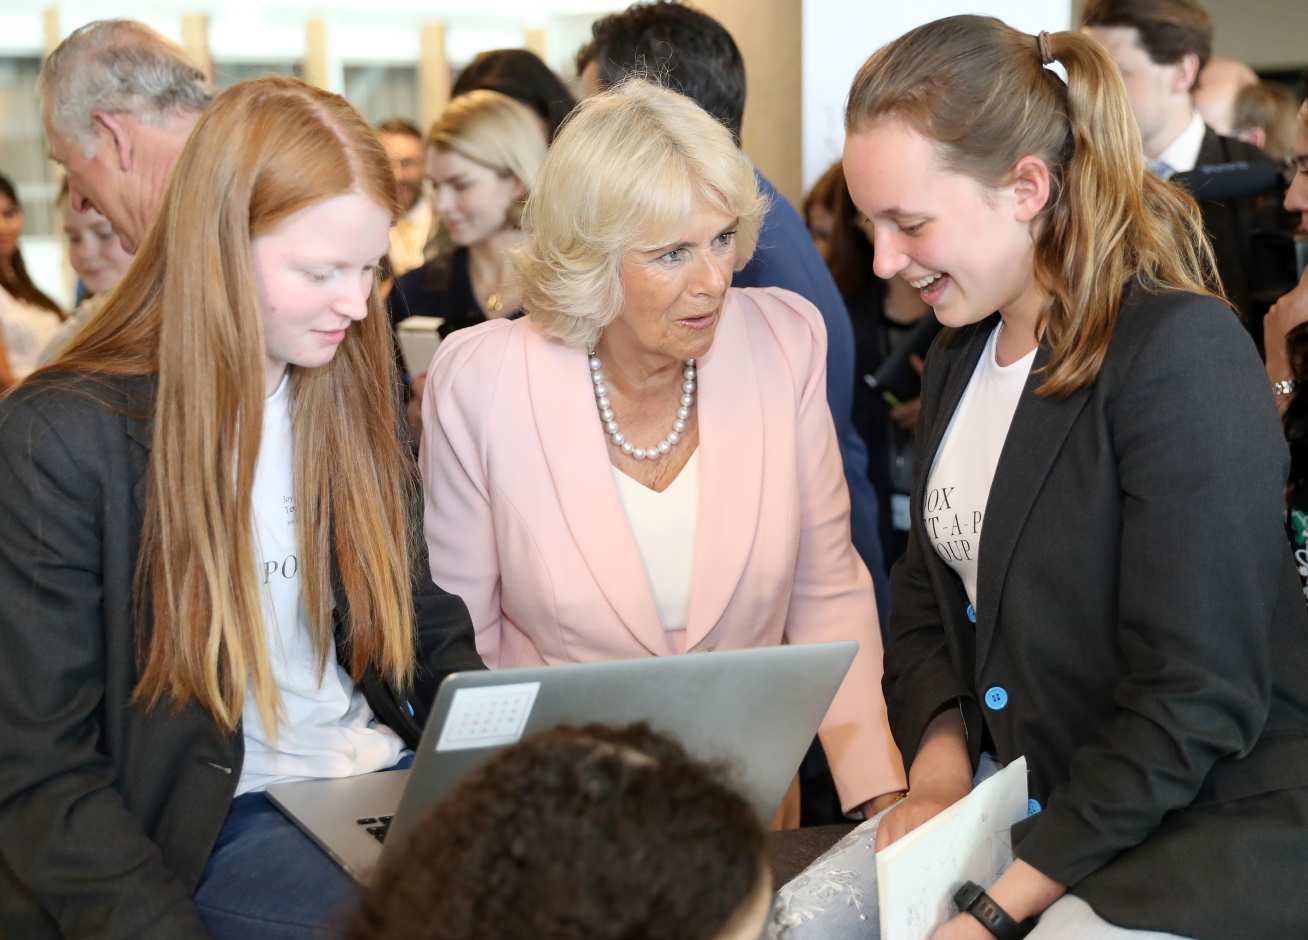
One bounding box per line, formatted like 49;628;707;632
40;19;211;254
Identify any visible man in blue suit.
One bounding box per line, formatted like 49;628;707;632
576;2;890;620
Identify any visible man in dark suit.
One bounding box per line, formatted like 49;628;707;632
575;2;890;620
1083;0;1273;330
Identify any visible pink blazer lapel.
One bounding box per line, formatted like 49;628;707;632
685;292;764;649
523;325;669;656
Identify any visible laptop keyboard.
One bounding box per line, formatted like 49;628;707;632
356;815;393;844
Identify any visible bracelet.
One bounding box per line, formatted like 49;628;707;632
1273;378;1296;396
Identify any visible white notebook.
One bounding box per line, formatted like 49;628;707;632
396;316;443;376
876;756;1029;940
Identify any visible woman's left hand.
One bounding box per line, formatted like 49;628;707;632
928;913;992;940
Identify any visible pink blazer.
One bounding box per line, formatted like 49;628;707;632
421;287;905;809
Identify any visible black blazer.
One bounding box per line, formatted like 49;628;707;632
0;373;484;939
885;286;1308;938
1194;127;1276;331
389;246;488;340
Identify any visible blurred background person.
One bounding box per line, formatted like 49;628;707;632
1193;55;1259;135
805;161;931;567
1083;0;1271;333
1262;96;1308;602
423;80;906;830
41;178;135;363
390;90;545;340
1232;80;1301;162
802;177;837;264
0;173;65;381
451;47;577;143
39;19;211;256
346;724;771;940
377;118;437;278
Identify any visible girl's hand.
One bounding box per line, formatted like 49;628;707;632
874;777;971;850
928;913;994;940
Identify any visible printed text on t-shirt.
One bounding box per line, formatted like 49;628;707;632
925;486;983;563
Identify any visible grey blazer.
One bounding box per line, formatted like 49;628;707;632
0;373;484;939
884;286;1308;938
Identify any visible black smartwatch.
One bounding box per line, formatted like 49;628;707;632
952;881;1037;940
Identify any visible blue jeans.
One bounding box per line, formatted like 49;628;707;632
194;755;413;940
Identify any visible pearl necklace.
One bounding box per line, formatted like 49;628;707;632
588;350;696;461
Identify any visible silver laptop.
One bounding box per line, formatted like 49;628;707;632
267;641;857;880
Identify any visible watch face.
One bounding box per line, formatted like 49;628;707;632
973;894;1005;929
953;881;984;911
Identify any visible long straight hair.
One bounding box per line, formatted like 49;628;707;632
845;15;1221;396
45;77;415;734
0;174;65;320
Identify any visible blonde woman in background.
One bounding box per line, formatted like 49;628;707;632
41;178;136;363
389;89;547;341
0;77;480;940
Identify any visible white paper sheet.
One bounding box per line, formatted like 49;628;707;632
396;316;443;375
876;756;1029;940
434;682;540;752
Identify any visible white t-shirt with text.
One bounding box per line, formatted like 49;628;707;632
923;323;1035;607
236;374;405;796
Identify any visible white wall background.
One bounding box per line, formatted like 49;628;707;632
802;0;1074;192
1206;0;1308;69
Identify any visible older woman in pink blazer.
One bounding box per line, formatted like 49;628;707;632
421;79;905;817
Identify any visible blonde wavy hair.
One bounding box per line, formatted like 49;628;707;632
429;90;546;229
43;77;416;735
846;15;1222;397
515;78;768;349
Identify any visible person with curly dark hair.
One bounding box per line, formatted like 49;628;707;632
346;723;772;940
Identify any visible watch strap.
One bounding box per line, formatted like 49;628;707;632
952;881;1037;940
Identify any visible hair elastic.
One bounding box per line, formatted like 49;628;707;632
1037;31;1055;66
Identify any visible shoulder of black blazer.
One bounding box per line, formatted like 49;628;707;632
0;370;481;740
1196;124;1268;168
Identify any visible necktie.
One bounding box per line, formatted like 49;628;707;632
1147;159;1175;181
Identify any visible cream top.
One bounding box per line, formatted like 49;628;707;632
611;450;700;631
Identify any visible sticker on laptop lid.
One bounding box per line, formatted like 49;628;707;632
435;682;541;752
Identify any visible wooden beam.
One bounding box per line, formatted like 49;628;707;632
418;22;450;134
304;18;329;89
180;13;212;83
697;0;802;207
525;28;548;62
41;6;60;56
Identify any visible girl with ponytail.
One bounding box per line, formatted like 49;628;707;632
0;77;481;939
834;14;1308;939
